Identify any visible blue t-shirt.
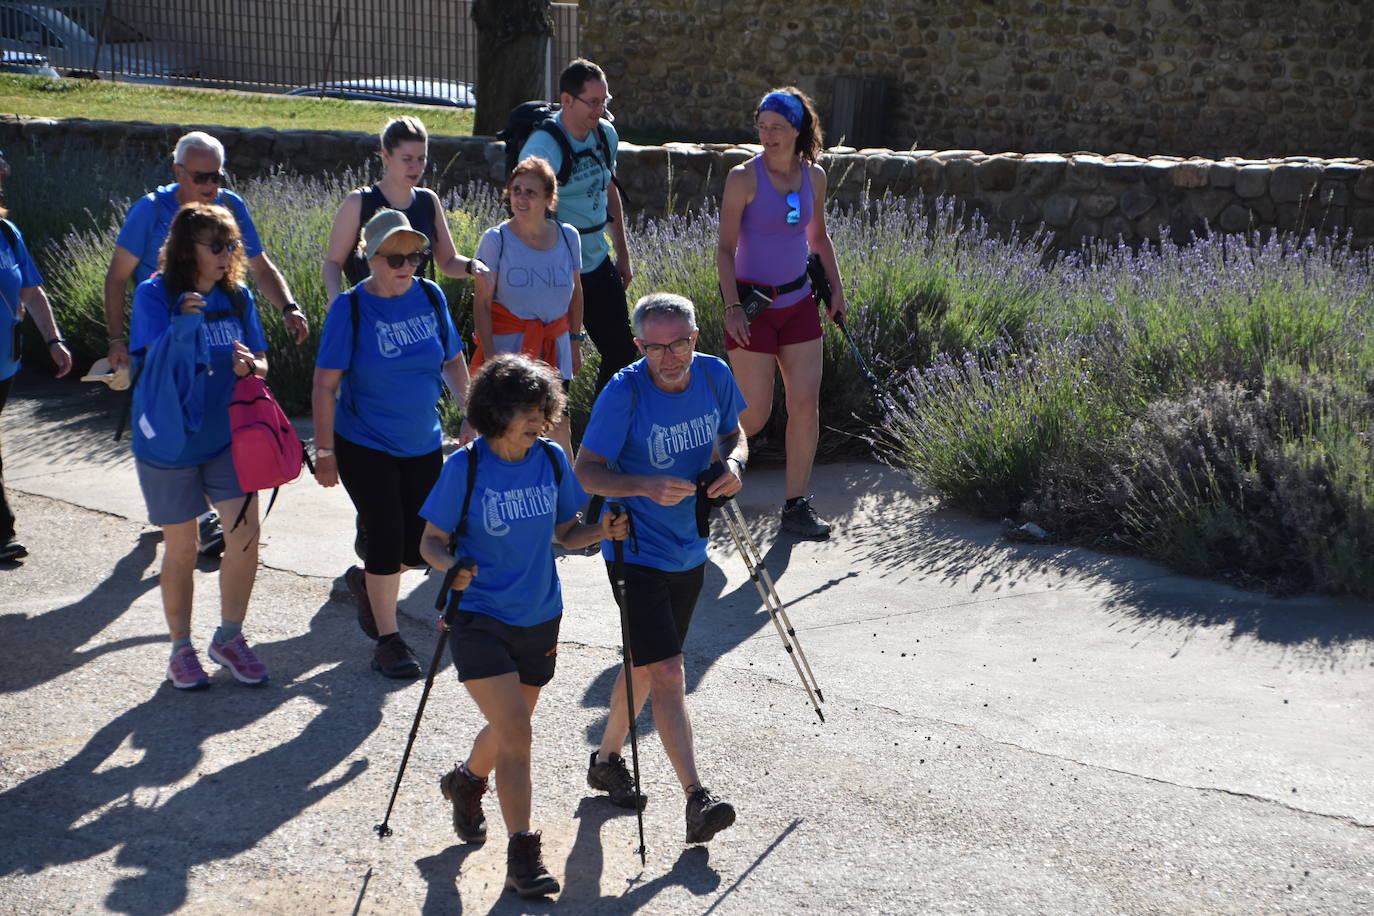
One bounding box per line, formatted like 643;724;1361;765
0;221;43;382
519;114;618;273
316;279;462;457
420;437;587;627
129;276;268;466
474;221;581;378
116;185;265;284
580;355;746;572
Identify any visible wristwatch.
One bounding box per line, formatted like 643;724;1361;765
727;456;746;473
283;301;303;315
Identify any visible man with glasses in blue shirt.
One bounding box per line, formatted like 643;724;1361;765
519;58;638;396
574;292;749;845
102;131;308;555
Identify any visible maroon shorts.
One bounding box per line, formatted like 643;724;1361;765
725;291;823;355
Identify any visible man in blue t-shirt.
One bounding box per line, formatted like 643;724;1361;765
102;131;309;374
519;58;639;395
575;292;750;845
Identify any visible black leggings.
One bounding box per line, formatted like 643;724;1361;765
0;375;12;541
335;434;441;576
581;256;639;396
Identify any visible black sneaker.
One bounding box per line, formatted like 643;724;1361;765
439;764;488;843
780;497;832;540
586;751;648;810
684;786;735;844
345;565;379;640
197;512;225;557
372;635;421;679
505;831;560;898
0;537;27;561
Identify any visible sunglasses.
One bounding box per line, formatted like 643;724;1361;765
786;191;801;225
639;336;694;359
196;237;242;255
379;250;428;269
182;167;227;185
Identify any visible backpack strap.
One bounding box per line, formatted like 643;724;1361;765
449;441;479;548
537;437;563;484
536;120;578;186
417;279;450;356
0;218;17;254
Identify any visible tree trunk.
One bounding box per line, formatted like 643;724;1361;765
472;0;553;136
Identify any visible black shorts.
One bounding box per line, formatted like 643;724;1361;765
448;611;561;686
605;561;706;666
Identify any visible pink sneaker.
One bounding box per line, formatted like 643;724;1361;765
167;645;210;690
208;633;270;685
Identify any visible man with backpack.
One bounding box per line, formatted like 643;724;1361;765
102;131;309;556
514;58;638;396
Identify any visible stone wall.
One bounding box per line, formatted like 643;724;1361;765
578;0;1374;159
2;116;1371;249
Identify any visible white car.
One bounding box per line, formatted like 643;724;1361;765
0;2;193;78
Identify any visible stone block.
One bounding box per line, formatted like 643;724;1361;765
976;155;1020;191
1064;158;1104;190
999;194;1041;224
1083;193;1118;218
914;157;944;194
1354;167;1374;202
1318;181;1350;207
1016;157;1066;195
1102;215;1134;243
1350;206;1374;237
720;148;753;169
1043;194;1078;228
1217;203;1252;233
944;158;977;193
1120;190;1157;219
1269;164;1321;203
1208;163;1238;188
1171;162;1210;188
1068;216;1102;247
1100;161;1144;183
1234;165;1270;199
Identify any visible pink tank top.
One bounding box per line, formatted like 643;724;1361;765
735;157;813;310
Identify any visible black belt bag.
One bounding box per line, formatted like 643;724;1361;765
735;270;810;321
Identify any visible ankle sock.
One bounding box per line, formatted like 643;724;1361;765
459;761;485;782
213;620;242;645
377;632;400;645
170;637;192;658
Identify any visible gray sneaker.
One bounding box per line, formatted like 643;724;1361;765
780;497;831;539
586;751;647;810
684;786;735;844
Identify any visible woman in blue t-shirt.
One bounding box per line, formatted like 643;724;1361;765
129;202;271;690
470;156;584;455
313;208;470;680
417;353;625;898
0;151;73;561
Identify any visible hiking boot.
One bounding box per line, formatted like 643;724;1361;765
0;537;27;561
439;764;488;844
197;512;225;558
586;751;648;810
780;497;831;540
505;832;559;899
208;633;270;685
372;635;421;679
167;645;210;690
345;565;378;640
684;786;735;844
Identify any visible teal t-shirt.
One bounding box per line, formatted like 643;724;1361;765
519;113;618;273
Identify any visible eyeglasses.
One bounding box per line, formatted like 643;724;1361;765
786;191;801;225
181;166;227;185
572;92;612;111
196;237;241;255
639;336;694;359
379;250;429;269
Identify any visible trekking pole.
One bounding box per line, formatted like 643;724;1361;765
373;556;476;840
608;504;648;865
718;499;826;723
833;314;892;414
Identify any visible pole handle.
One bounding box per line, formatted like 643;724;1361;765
436;556;476;626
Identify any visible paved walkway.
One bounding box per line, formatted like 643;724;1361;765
1;371;1370;915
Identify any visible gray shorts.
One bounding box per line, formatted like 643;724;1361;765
135;448;244;526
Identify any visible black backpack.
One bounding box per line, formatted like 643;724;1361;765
497;101;632;230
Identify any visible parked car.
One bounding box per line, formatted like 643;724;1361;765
286;77;475;109
0;2;193;78
0;48;56;76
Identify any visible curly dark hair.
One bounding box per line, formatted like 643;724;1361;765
759;85;824;164
466;353;566;439
158;202;247;299
505;155;559;214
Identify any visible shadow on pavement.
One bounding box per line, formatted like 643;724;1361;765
5;372;132;471
0;530;162;693
0;599;414;915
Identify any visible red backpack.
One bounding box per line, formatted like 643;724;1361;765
227;374;312;536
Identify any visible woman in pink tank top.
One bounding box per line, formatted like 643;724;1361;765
716;86;847;539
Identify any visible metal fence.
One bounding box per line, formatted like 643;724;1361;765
1;1;578;103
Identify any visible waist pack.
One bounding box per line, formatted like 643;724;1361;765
227;374;312;538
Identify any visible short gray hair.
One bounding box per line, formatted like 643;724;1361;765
631;292;698;338
173;131;225;167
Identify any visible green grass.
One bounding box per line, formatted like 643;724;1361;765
0;74;474;135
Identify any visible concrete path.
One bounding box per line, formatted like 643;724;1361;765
1;372;1371;915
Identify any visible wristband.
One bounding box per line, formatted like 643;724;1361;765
47;337;66;347
725;303;744;313
283;302;302;314
728;456;746;473
108;335;126;344
569;332;586;341
465;258;475;275
316;447;335;458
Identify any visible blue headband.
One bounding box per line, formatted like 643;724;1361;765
758;92;804;131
